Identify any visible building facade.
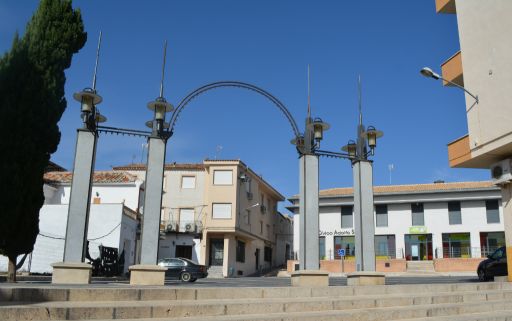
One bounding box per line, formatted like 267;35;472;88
114;160;293;277
0;171;141;274
288;181;503;266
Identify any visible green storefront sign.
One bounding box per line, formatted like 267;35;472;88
409;226;428;234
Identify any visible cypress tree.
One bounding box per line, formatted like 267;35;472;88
0;0;86;282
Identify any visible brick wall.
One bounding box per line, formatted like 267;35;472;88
287;259;407;273
433;258;484;272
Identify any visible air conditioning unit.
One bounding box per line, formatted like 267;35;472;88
185;223;194;232
491;159;512;185
165;224;176;232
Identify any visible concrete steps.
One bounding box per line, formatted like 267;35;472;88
1;283;512;320
406;261;435;273
206;266;223;278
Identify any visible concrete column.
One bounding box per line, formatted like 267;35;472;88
299;154;319;270
139;136;166;264
63;129;97;262
353;160;376;271
501;184;512;281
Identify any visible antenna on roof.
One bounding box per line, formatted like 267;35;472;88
92;31;102;91
307;64;311;119
159;40;168;98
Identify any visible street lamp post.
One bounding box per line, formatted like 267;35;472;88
292;116;330;271
342;120;383;272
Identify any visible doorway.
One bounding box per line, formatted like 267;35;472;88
175;245;193;260
404;234;433;261
255;248;260;271
209;238;224;266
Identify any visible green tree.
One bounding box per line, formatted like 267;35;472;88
0;0;86;282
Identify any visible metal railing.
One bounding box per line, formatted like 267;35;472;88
435;246;502;259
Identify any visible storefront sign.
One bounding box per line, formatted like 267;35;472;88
319;229;355;236
409;226;428;234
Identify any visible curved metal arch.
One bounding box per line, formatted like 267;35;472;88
167;81;301;138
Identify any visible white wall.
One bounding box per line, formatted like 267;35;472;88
0;203;136;274
50;183;141;211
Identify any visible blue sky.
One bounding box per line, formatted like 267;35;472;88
1;0;489;210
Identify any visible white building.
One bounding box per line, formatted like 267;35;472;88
288;181;503;262
0;171;142;274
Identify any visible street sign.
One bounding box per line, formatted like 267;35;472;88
337;249;345;257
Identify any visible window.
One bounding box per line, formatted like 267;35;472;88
212;203;231;219
442;233;471;258
260;221;263;234
480;232;505;257
486;200;500;224
266;224;270;237
181;176;196;189
375;204;388;227
448;201;462;225
341;206;353;228
236;240;245;262
334;236;355;259
375;235;396;258
213;170;232;185
319;236;326;260
264;246;272;262
411;203;424;226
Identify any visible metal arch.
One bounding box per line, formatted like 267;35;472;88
167;81;301;138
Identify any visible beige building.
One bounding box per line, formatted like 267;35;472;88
433;0;512;168
114;160;293;278
432;0;512;279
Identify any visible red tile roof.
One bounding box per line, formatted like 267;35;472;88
112;163;205;171
44;171;138;184
289;181;497;199
318;181;496;197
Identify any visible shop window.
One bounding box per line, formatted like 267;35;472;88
442;233;471;258
341;206;353;228
448;201;462;225
375;235;396;259
375;204;388;227
334;236;355;259
480;232;505;257
264;246;272;262
319;236;326;260
411;203;424;226
486;200;500;224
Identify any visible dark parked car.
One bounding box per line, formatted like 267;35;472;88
477;246;507;281
157;258;208;282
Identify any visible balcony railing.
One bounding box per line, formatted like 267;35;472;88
161;220;203;234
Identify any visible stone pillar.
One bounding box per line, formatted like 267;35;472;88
129;136;167;285
299;154;320;270
353;160;376;271
52;129;97;284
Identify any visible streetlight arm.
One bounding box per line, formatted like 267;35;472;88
439;76;479;103
315;149;354;160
